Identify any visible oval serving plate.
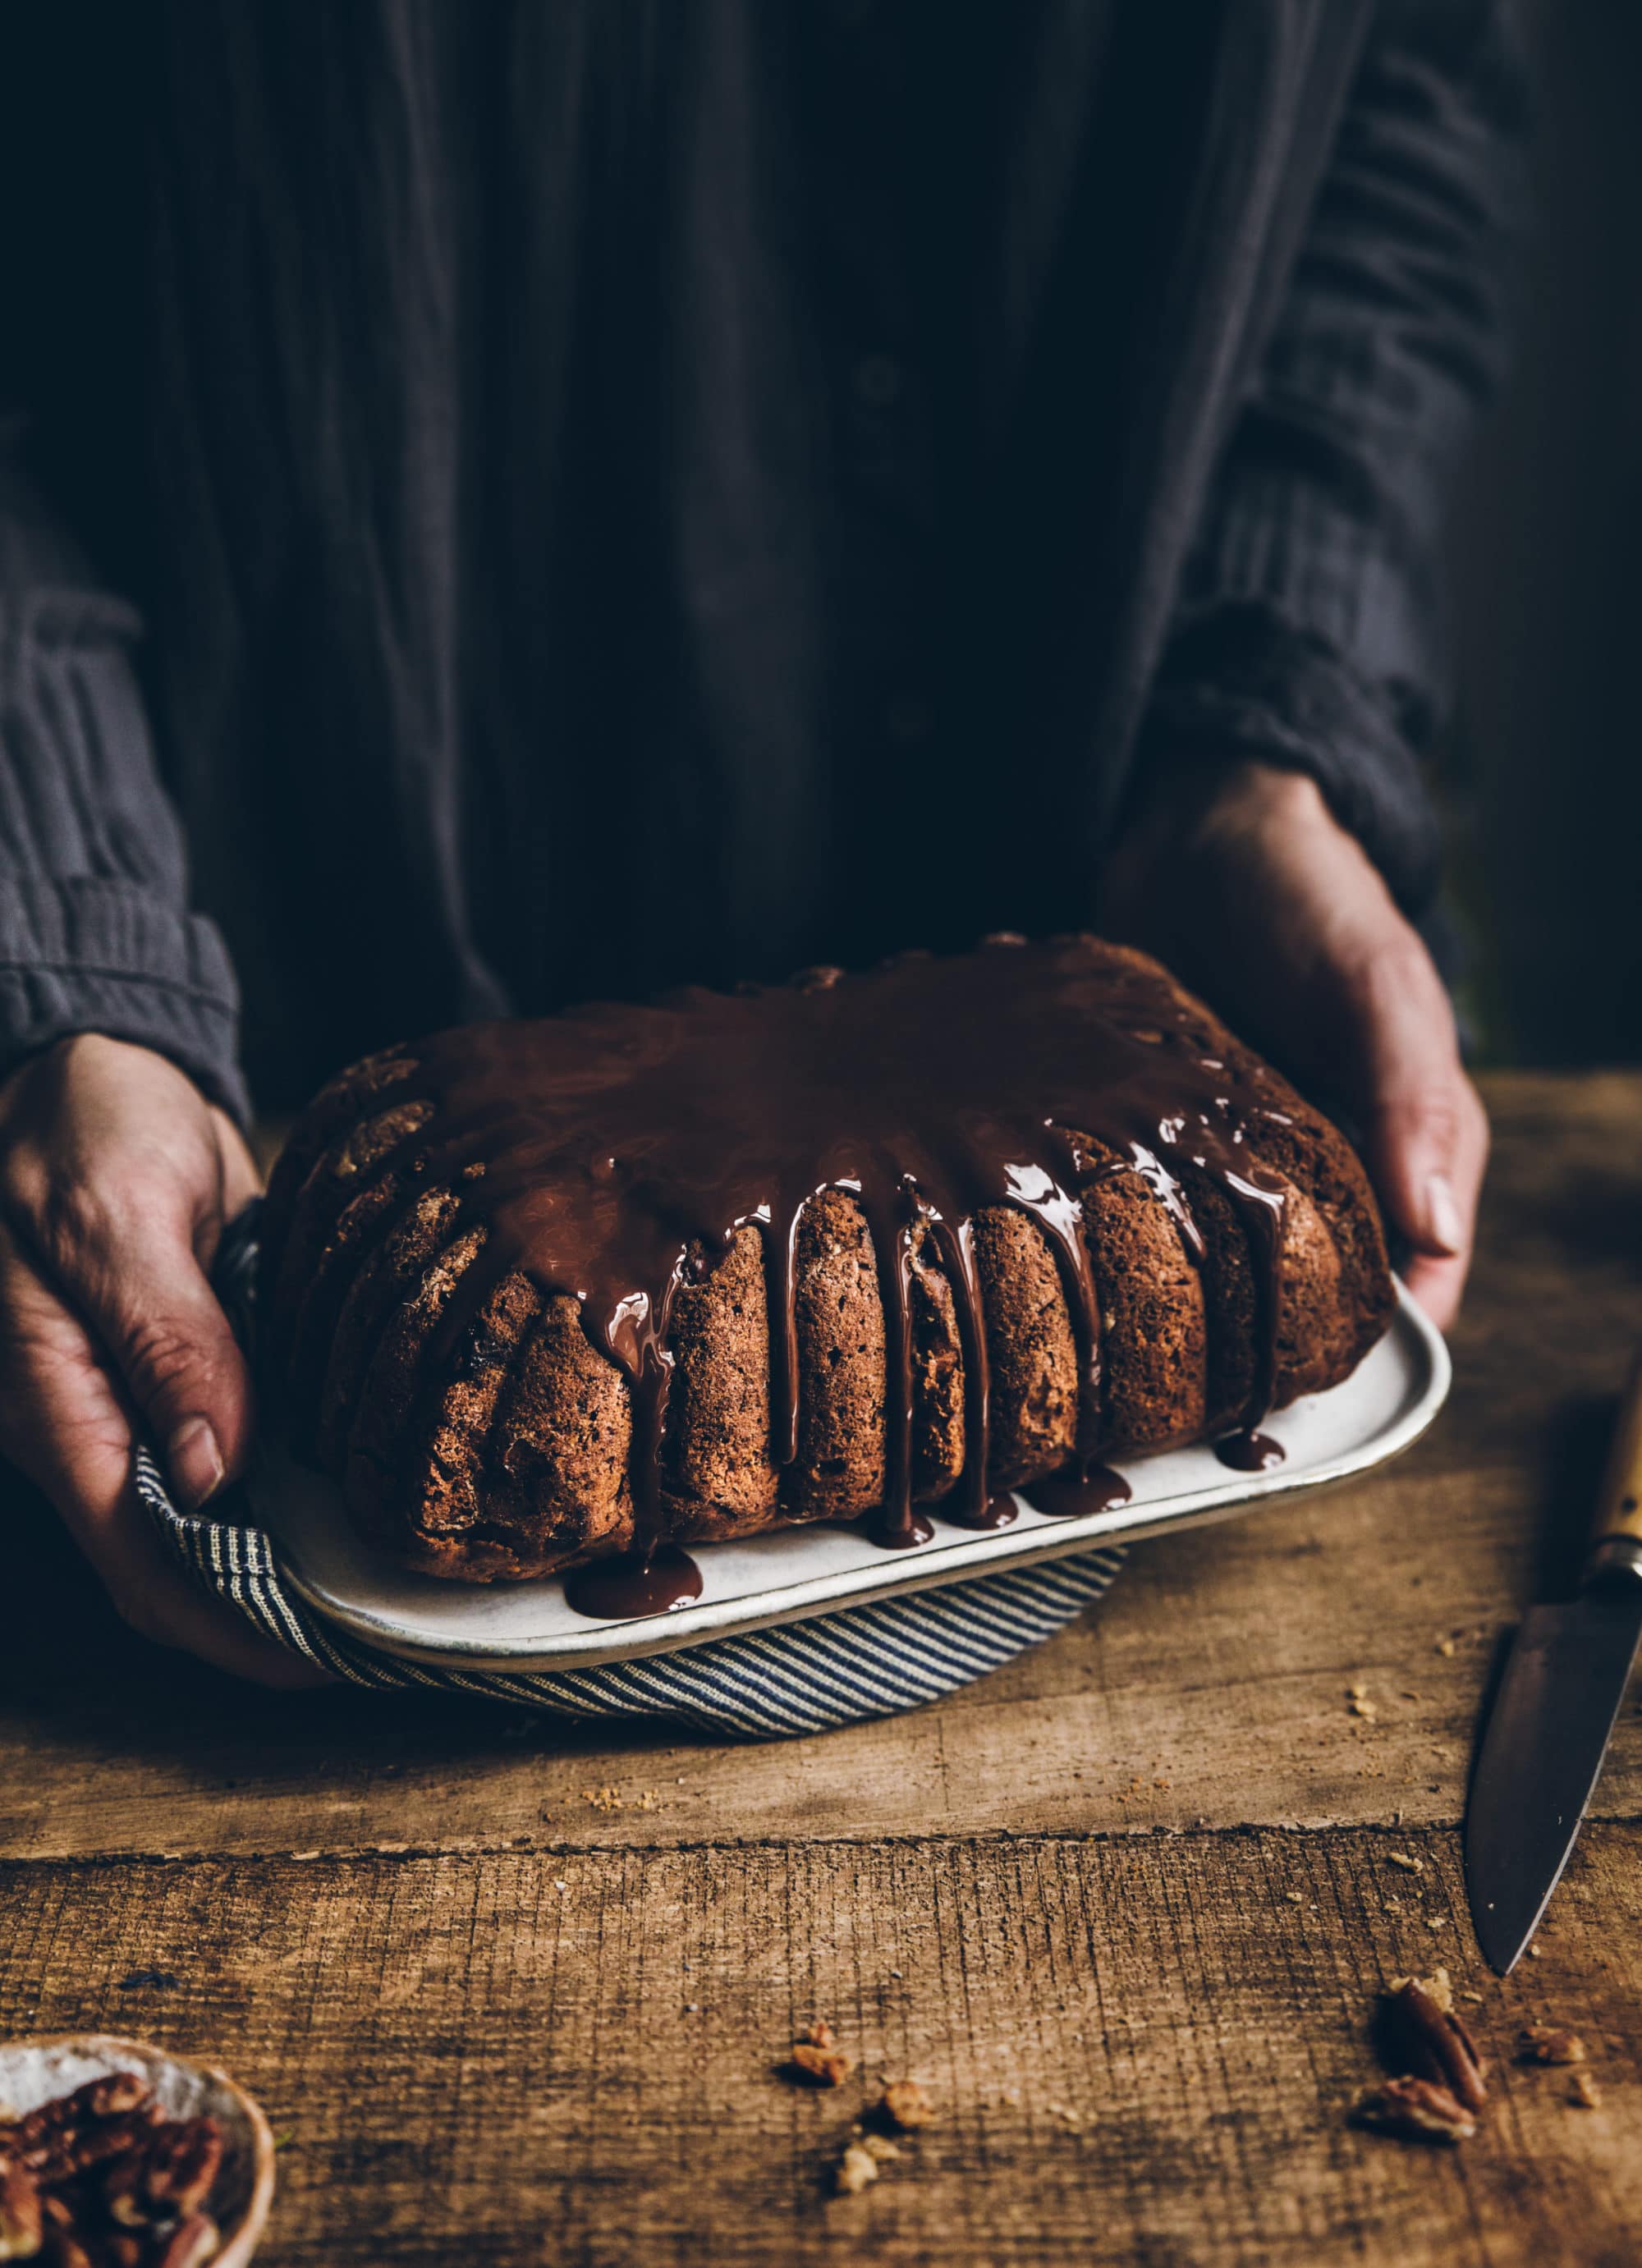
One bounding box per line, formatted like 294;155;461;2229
248;1282;1449;1674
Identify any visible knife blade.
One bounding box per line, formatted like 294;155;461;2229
1465;1354;1642;1973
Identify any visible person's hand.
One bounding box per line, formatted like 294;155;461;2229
1097;760;1488;1331
0;1033;327;1684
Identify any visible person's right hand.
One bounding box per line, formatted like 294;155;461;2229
0;1033;328;1685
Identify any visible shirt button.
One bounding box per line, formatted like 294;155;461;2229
853;354;903;409
883;692;932;745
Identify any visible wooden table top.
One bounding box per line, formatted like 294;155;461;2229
2;1069;1639;2267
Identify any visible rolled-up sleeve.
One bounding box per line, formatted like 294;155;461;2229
0;421;248;1120
1137;0;1528;914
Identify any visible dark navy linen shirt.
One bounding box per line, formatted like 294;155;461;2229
0;2;1522;1116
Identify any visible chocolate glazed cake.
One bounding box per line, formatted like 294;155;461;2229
258;937;1395;1599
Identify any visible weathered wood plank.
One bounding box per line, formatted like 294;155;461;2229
0;1071;1637;1863
2;1824;1637;2267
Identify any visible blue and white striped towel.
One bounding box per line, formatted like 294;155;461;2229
138;1211;1124;1737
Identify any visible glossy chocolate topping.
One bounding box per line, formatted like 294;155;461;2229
351;936;1292;1566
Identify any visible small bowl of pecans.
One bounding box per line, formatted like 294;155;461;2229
0;2035;274;2266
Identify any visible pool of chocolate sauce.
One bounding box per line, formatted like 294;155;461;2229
1213;1428;1286;1473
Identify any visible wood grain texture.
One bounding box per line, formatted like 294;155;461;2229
2;1826;1638;2267
2;1072;1640;2266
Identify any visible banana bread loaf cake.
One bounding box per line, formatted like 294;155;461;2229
258;936;1394;1583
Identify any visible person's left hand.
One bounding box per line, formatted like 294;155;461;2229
0;1034;330;1685
1097;758;1488;1332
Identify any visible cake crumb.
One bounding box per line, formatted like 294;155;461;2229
1568;2071;1603;2109
1386;1851;1424;1873
835;2142;880;2194
1389;1965;1453;2012
860;2134;901;2163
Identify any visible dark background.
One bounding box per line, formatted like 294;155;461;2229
1442;0;1642;1065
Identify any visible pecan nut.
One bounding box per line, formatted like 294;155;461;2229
42;2235;95;2268
1517;2023;1586;2066
142;2119;223;2222
154;2215;221;2268
1384;1972;1488;2112
81;2078;149;2126
879;2080;937;2130
0;2155;42;2261
787;2042;852;2088
0;2078;223;2267
1353;2077;1477;2143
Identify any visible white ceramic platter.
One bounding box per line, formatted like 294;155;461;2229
250;1284;1447;1672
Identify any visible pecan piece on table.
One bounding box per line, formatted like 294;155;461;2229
879;2080;937;2130
1383;1970;1488;2113
787;2041;853;2088
1517;2023;1586;2066
1352;2076;1477;2144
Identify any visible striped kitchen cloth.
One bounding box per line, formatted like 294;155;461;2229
138;1209;1125;1738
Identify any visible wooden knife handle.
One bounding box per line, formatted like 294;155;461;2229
1592;1352;1642;1563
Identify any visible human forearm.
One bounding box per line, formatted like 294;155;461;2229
0;431;247;1117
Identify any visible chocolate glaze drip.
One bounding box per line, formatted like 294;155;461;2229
944;1494;1023;1532
563;1544;704;1620
342;937;1291;1575
1213;1429;1286;1473
1025;1465;1133;1518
